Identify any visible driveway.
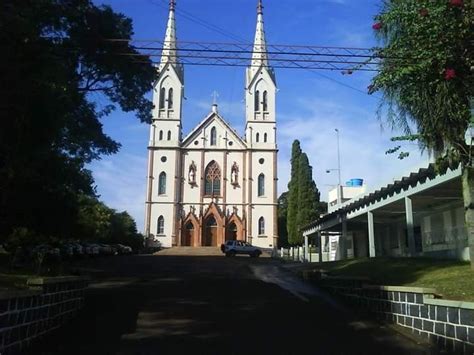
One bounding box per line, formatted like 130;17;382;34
30;252;432;354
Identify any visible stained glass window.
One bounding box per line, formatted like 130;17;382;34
205;161;221;196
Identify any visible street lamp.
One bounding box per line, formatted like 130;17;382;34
326;129;342;205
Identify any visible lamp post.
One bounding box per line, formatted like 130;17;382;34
326;129;342;206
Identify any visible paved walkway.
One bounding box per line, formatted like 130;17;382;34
155;246;272;257
30;255;434;355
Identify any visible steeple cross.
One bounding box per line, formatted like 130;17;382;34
211;91;219;105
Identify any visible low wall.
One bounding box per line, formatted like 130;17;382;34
0;276;88;354
307;274;474;354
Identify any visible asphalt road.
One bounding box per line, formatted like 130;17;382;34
30;252;433;355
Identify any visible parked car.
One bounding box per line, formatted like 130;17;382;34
220;240;262;258
113;244;133;255
60;243;74;258
29;244;61;260
70;243;84;257
97;243;117;256
82;243;100;256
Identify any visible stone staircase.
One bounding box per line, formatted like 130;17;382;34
154;247;224;256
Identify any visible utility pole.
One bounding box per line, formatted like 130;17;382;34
335;128;342;205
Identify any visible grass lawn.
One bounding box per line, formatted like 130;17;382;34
311;257;474;302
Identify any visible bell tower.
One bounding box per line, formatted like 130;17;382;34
145;0;184;246
245;0;277;149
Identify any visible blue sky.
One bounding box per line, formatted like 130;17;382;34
90;0;429;232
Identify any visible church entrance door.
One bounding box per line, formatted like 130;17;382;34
203;217;218;247
182;222;195;247
226;222;238;241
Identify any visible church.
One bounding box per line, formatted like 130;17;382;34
144;0;278;249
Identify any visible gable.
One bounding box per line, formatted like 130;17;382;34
182;112;247;150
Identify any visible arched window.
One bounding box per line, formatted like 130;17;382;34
157;216;164;235
263;91;268;112
258;217;265;235
256;133;260;143
210;127;217;146
258;174;265;197
159;88;166;109
204;161;221;196
159;130;163;140
264;133;268;143
158;172;166;195
168;88;173;109
255;90;260;112
167;131;171;141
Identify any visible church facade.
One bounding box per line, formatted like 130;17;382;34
144;0;278;249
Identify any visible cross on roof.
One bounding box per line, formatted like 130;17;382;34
211;91;219;105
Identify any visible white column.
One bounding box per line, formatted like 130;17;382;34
368;211;376;257
318;231;323;263
341;220;347;259
304;234;309;262
405;197;416;256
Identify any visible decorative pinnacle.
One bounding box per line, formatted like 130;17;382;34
170;0;176;11
257;0;264;15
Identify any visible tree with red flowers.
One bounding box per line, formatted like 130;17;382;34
369;0;474;267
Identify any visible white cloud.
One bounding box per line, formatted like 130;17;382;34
90;153;148;232
277;97;430;201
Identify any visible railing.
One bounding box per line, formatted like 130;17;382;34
422;225;468;246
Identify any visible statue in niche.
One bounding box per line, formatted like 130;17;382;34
231;162;239;187
188;161;197;186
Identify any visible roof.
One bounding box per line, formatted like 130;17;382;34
181;109;246;148
301;163;461;232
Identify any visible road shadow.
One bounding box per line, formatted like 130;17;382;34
30;255;433;355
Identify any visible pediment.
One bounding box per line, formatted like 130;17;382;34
182;111;247;150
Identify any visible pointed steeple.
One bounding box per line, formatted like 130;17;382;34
250;0;269;77
159;0;180;73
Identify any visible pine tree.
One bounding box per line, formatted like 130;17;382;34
277;192;289;247
286;140;302;245
286;141;324;245
296;153;322;245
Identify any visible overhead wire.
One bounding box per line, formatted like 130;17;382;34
144;0;385;96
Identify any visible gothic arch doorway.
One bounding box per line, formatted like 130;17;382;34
182;222;195;247
226;213;244;242
227;222;238;241
203;216;218;247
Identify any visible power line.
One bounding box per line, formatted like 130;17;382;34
146;0;379;96
104;39;416;74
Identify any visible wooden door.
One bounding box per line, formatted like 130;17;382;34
182;223;194;246
204;217;218;247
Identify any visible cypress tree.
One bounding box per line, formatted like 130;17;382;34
286;140;302;245
277;192;289;247
286;140;325;245
296;153;321;245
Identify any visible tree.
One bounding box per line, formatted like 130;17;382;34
286;141;325;245
369;0;474;267
297;153;323;235
277;192;289;247
75;196;144;250
287;141;302;245
0;1;155;242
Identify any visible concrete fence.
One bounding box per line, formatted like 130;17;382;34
0;276;88;354
304;273;474;354
279;246;330;263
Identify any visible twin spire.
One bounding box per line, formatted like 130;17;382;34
159;0;178;72
250;0;269;78
159;0;269;74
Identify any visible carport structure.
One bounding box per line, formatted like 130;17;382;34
302;164;470;262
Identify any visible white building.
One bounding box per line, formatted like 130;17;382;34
302;164;470;262
144;0;278;249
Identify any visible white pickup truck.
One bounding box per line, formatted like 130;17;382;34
220;240;262;258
